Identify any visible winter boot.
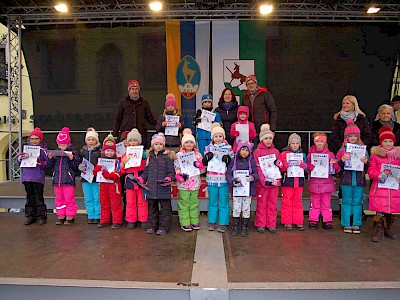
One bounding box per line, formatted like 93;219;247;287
384;214;397;240
241;218;249;237
371;215;384;243
231;217;240;236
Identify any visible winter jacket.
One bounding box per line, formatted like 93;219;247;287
215;100;238;146
226;154;259;196
20;142;48;184
80;145;101;183
336;145;369;186
253;142;281;189
371;120;400;147
174;149;204;190
204;141;234;187
329;114;373;154
368;146;400;213
280;148;307;188
140;150;175;199
194;108;222;140
121;151;146;189
47;144;80;186
112;95;157;143
242;86;277;132
230;106;257;152
155;111;184;147
307;145;338;194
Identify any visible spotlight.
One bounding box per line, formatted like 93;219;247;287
149;1;163;12
54;3;69;13
260;4;273;15
367;6;381;14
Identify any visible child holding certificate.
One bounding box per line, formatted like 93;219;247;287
175;129;205;232
93;135;123;229
280;133;307;230
203;123;234;233
121;128;148;229
253;124;282;233
368;126;400;242
78;128;101;224
18;127;48;225
226;140;258;237
336;121;369;234
307;132;340;230
47;127;80;225
230;106;257;152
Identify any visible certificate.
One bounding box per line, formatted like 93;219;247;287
287;153;304;178
96;158;115;183
311;153;329;178
125;146;144;168
233;170;250;197
258;154;281;180
48;150;70;157
177;152;200;177
165;115;180;136
80;158;94;183
236;124;249;142
378;163;400;190
207;146;229;173
20;145;40;168
344;144;366;172
197;110;216;132
116;142;126;158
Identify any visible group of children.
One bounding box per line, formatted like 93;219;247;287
19;93;400;242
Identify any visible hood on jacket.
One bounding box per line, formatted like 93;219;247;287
245;86;268;98
371;146;400;158
237;106;249;123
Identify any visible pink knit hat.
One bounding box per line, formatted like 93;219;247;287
128;80;140;92
151;133;166;147
56;127;71;145
102;134;116;151
165;93;176;108
29;127;43;141
344;120;360;138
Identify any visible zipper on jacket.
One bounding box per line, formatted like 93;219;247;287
58;157;62;186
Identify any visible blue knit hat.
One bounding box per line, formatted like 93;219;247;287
201;93;213;104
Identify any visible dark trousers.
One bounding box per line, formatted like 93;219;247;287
147;199;172;232
23;182;47;220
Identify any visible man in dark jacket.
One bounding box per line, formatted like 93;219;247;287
112;80;157;148
242;74;277;134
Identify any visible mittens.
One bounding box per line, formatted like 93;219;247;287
222;155;231;165
194;160;205;170
202;152;214;166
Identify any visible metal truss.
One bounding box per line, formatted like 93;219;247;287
2;3;400;26
7;17;22;180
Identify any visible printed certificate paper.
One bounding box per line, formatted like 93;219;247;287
344;144;366;172
258;154;281;180
287;153;304;178
165;115;180;136
311;153;329;178
96;158;115;183
20;145;40;168
125;146;144;168
378;163;400;190
233;170;250;197
177;152;200;177
197;110;216;132
80;158;94;183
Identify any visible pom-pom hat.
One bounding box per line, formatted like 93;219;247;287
103;134;116;151
127;128;142;144
85;127;99;143
379;126;396;144
259;124;274;141
211;123;225;139
56;127;71;145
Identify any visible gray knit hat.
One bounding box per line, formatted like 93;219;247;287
288;133;301;146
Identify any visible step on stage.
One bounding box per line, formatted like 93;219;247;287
0;182;399;300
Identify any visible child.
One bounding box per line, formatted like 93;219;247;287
307;132;340;230
194;93;222;156
121;128;148;229
202;123;234;232
280;133;307;230
226;140;259;237
253;124;282;233
47;127;80;225
368;126;400;242
78;128;101;224
138;133;175;235
120;130;130;148
156;93;184;152
19;127;48;225
119;130;130;218
175;129;205;232
93;134;123;229
230;106;257;152
336;121;369;234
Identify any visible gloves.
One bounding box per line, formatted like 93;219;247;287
246;175;254;182
37;158;46;169
333;163;341;172
182;173;189;181
194;110;202;126
78;163;86;172
231;131;240;137
202;152;214;166
176;173;186;183
160;177;172;186
194;160;205;170
137;177;144;184
102;170;119;181
19;152;29;159
93;165;103;175
308;164;315;172
265;180;273;187
378;172;388;181
275;159;283;168
222;155;231;165
233;178;242;187
299;162;307;169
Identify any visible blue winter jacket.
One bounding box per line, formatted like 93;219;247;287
47;144;80;186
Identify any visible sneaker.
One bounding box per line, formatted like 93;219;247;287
111;223;122;229
147;228;155;234
92;219;100;224
309;222;318;230
157;229;167;235
296;224;305;231
218;225;228;233
181;225;193;232
208;223;216;231
267;227;277;233
64;218;74;226
352;226;361;234
97;222;109;228
37;219;46;225
284;224;293;230
140;222;147;229
87;219;94;224
322;222;333;231
56;217;65;225
257;227;266;233
344;226;352;234
191;223;201;230
126;222;136;229
25;217;35;225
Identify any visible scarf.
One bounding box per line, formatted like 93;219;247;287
220;102;236;111
129;95;140;101
340;110;357;122
380;146;399;163
379;119;394;129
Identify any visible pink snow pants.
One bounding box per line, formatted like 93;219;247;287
254;186;279;228
54;185;78;218
309;192;332;223
281;187;304;225
125;189;148;223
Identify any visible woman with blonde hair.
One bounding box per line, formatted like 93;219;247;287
372;104;400;146
329;95;372;154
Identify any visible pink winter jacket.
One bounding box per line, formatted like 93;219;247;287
368;146;400;214
230;106;257;152
307;145;338;194
253;142;281;189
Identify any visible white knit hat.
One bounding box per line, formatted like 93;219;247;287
127;128;142;144
211;123;225;139
259;124;274;141
85;127;99;143
182;128;196;146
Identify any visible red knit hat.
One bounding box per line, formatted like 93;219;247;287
103;134;116;151
245;74;257;85
128;80;140;92
379;126;396;144
29;127;43;140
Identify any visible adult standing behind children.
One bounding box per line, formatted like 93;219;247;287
112;80;157;148
214;88;238;146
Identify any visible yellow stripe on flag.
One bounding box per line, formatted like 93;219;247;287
166;21;182;110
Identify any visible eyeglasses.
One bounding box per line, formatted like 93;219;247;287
29;137;40;140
